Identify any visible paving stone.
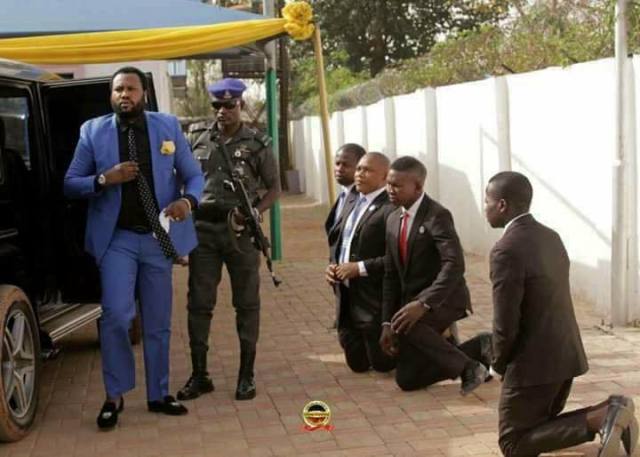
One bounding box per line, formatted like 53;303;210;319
2;194;638;457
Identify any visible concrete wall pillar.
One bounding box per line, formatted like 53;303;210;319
335;111;345;149
360;106;369;150
495;76;512;171
384;97;397;159
424;88;439;199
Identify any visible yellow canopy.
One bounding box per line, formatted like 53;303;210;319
0;1;314;64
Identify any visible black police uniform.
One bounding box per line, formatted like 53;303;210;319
180;119;279;401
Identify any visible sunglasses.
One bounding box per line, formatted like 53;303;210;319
212;100;238;110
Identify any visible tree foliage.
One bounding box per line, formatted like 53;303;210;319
290;48;368;108
314;0;510;76
174;60;217;118
291;0;640;116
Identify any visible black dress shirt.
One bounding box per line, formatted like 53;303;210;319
92;113;198;230
116;115;156;232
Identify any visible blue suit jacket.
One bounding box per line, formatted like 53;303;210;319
64;112;204;265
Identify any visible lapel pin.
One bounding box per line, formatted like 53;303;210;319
368;205;376;212
419;226;425;234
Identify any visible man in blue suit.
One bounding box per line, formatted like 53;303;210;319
64;67;204;430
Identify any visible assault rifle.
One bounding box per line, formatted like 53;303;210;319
220;143;281;287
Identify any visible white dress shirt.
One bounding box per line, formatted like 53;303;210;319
503;212;530;236
400;192;426;237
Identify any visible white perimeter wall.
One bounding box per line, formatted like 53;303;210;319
291;57;640;321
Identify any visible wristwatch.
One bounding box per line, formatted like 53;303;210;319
97;173;107;186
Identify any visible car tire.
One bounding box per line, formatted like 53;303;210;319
0;285;40;442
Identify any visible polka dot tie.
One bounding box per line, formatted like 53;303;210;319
127;127;179;260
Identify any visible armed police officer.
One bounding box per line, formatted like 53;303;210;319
178;78;280;402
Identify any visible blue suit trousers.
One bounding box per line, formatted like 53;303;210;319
99;229;173;401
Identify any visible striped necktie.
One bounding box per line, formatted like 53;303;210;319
339;196;367;263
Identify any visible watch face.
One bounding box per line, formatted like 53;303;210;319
98;174;106;185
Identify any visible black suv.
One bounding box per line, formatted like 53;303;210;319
0;59;157;441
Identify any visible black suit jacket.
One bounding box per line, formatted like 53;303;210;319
382;195;472;324
325;186;358;261
490;214;588;387
333;190;395;329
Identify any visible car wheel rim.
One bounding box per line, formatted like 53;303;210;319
1;306;35;420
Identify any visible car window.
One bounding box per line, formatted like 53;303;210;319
0;147;4;185
0;96;31;170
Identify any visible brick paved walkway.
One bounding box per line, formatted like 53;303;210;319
3;194;640;457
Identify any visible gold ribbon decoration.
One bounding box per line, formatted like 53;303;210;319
282;1;315;41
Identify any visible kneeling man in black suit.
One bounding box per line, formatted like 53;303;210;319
326;152;396;372
485;171;638;457
380;156;491;395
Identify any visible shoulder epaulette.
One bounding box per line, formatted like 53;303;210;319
188;121;208;133
255;133;272;147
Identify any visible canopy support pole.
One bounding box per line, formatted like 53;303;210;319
264;0;282;261
312;26;336;205
266;65;282;261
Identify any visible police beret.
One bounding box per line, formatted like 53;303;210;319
207;78;247;101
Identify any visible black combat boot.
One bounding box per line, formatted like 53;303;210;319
235;350;256;401
177;353;214;401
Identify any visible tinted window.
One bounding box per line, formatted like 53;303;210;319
0;96;31;170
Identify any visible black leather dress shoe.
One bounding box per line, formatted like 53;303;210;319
177;375;214;401
474;332;494;382
235;377;256;400
96;398;124;430
478;332;493;367
599;402;634;457
460;361;488;396
609;395;638;456
147;395;188;415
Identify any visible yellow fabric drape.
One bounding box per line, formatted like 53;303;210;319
0;19;288;64
0;1;314;64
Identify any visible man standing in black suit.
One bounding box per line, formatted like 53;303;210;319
485;171;638;457
380;156;490;394
326;152;396;373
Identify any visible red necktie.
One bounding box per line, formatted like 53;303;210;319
399;212;410;265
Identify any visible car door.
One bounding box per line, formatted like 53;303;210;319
39;75;159;303
0;77;50;302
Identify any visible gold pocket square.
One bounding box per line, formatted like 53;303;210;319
160;140;176;155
